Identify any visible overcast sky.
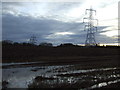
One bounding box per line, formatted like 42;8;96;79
2;0;119;45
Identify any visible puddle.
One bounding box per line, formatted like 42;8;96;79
2;63;120;89
2;65;72;88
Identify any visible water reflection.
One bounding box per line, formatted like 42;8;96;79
2;64;120;89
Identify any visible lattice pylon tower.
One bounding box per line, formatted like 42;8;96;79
29;35;37;44
83;7;98;46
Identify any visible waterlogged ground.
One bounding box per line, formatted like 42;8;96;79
2;62;120;89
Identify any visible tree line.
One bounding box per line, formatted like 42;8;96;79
1;40;53;47
1;40;120;48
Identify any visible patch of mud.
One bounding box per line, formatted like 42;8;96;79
2;63;120;89
28;67;120;89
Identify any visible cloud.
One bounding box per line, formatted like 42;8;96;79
2;1;119;45
3;12;118;45
2;13;84;44
2;2;84;22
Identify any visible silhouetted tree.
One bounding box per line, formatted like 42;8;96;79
39;42;53;47
59;43;75;47
2;40;13;45
13;42;19;45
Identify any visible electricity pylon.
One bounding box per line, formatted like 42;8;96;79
29;35;37;44
83;7;98;46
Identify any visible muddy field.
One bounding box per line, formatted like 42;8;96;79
2;46;120;89
2;60;120;89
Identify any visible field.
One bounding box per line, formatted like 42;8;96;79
2;45;120;89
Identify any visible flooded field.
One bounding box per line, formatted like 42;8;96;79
2;62;120;89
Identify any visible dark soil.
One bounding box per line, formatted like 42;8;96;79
2;45;120;63
28;67;120;89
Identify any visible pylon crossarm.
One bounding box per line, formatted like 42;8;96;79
92;10;96;15
83;17;88;23
86;9;96;15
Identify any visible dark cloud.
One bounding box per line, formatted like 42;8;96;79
2;12;117;45
2;13;84;44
